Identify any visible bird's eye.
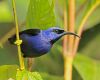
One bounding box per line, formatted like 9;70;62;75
53;29;59;34
53;29;64;34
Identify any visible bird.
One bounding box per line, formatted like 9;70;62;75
8;27;80;71
8;27;80;58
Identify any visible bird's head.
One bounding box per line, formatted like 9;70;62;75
43;27;80;44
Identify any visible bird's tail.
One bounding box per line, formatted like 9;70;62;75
8;35;16;44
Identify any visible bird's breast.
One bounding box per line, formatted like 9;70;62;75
20;34;52;57
31;39;51;54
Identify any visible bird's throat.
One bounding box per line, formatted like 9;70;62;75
50;36;61;44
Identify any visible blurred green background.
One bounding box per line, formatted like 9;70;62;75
0;0;100;80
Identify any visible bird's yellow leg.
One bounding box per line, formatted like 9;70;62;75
27;58;33;71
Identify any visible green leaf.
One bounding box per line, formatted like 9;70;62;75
7;0;30;23
0;65;18;80
84;7;100;30
16;70;43;80
78;24;100;59
40;72;63;80
0;1;13;22
26;0;56;29
73;54;100;80
76;0;100;31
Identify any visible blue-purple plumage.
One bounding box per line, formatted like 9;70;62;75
8;27;80;58
20;32;52;57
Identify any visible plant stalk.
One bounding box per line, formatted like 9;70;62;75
63;0;68;57
12;0;25;70
68;0;75;53
64;56;73;80
63;0;75;80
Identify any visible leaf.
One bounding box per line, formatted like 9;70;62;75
16;70;43;80
0;1;13;22
85;6;100;30
0;65;18;80
26;0;56;29
73;54;100;80
40;72;63;80
78;24;100;59
7;0;30;23
76;0;100;31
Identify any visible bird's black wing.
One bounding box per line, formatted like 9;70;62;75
19;29;41;36
8;29;41;44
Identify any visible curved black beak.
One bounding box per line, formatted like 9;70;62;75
64;31;80;38
50;30;80;44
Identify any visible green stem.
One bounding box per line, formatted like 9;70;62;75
12;0;25;70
